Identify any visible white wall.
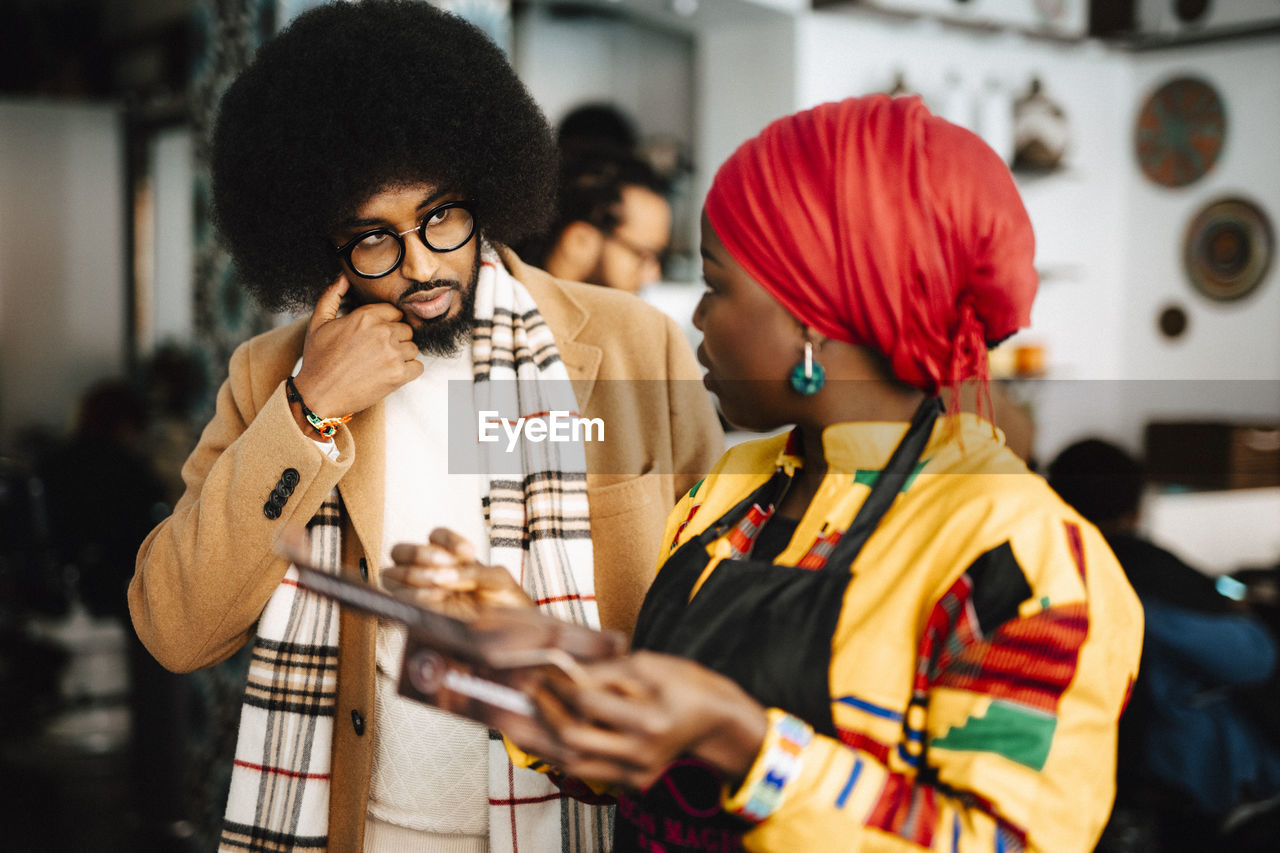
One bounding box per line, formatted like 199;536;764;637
790;10;1280;463
1045;39;1280;458
693;14;798;231
513;2;798;269
1123;39;1280;382
516;5;1278;467
1144;486;1280;574
0;100;127;449
512;6;703;266
513;7;694;144
792;10;1137;461
794;10;1133;387
147;126;196;351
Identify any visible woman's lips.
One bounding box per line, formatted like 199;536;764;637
402;287;454;321
696;345;715;390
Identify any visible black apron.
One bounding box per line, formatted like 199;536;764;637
615;397;941;852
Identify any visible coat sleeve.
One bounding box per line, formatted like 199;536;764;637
660;310;723;503
725;508;1143;852
128;336;354;672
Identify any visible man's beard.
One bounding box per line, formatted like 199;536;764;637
404;251;480;357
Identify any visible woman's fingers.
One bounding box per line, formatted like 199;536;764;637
385;536;532;613
529;684;653;781
522;651;770;789
384;557;477;592
428;526;478;563
547;665;654;724
388;527;477;571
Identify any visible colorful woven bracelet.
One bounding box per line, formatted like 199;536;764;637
729;711;813;824
285;376;353;439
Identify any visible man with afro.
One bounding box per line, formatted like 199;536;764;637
128;2;722;851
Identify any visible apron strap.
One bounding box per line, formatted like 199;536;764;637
694;396;941;567
820;396;942;572
696;469;790;544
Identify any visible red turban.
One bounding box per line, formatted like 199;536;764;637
704;95;1037;394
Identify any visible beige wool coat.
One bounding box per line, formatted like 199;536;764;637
128;250;724;849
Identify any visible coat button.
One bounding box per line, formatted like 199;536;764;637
351;709;365;736
281;468;300;488
263;502;281;520
359;558;369;582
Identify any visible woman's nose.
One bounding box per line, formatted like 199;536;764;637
692;293;707;331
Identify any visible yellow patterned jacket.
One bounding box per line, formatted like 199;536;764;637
659;414;1143;852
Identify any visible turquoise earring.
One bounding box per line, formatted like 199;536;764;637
789;340;825;395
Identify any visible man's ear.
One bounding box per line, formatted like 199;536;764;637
546;220;606;281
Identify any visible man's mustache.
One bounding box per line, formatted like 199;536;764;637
398;280;457;302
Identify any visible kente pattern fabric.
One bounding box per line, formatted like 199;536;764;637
221;246;607;852
619;399;941;853
650;415;1142;852
704;95;1038;394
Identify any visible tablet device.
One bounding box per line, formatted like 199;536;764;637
275;528;625;728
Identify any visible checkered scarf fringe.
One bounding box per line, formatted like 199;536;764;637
220;247;609;851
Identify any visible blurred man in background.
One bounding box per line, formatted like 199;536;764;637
517;146;672;294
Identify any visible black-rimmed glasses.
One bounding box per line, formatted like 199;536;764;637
334;201;475;279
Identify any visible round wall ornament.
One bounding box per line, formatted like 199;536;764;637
1183;197;1274;302
1157;304;1189;340
1134;76;1226;189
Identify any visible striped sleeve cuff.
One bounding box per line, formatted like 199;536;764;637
722;708;813;824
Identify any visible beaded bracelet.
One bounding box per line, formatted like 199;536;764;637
285;376;353;439
727;710;813;824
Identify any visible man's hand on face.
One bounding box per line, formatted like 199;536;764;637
289;275;425;432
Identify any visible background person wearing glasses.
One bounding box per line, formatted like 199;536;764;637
517;145;673;295
127;2;722;852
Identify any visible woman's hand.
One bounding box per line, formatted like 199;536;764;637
382;527;532;620
514;651;769;792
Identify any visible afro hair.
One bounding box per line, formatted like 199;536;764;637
211;0;558;312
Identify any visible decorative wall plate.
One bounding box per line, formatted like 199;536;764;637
1134;76;1226;188
1157;304;1189;340
1183;197;1274;302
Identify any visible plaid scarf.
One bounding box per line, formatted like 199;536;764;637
220;248;609;851
221;497;341;852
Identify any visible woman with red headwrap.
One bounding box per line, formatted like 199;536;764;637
400;96;1142;852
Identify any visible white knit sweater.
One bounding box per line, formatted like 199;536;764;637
368;349;493;847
